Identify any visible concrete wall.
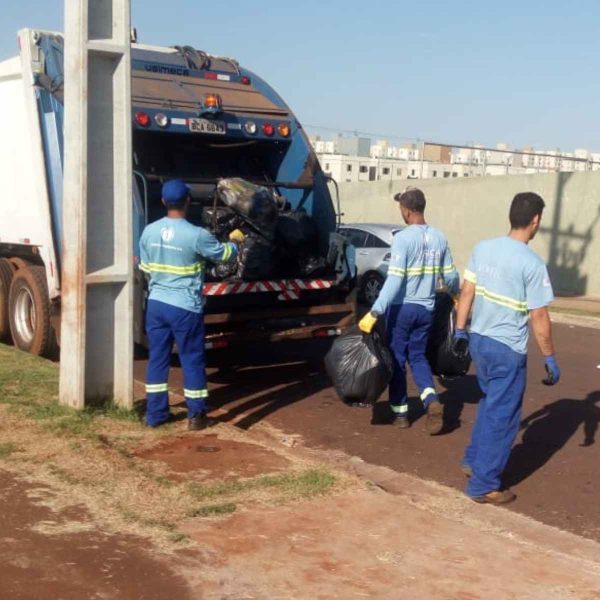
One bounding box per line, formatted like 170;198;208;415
337;171;600;297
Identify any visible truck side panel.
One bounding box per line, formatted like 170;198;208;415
0;34;60;298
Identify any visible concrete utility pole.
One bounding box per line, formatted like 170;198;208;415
60;0;133;409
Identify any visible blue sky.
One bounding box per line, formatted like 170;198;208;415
2;0;600;150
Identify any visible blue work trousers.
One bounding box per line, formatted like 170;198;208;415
387;303;437;417
464;333;527;497
145;299;208;427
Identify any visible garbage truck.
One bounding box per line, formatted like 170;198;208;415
0;29;355;357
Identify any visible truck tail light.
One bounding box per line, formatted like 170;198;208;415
244;121;257;135
240;76;251;85
277;123;290;137
134;112;150;127
262;123;274;136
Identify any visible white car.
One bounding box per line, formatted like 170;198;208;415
339;223;403;305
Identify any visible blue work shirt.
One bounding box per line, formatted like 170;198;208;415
372;224;459;314
465;236;554;355
139;217;237;313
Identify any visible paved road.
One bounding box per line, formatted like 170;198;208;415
135;321;600;542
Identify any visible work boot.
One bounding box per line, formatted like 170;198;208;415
461;464;473;478
393;416;410;429
188;412;211;431
472;489;516;505
426;400;444;435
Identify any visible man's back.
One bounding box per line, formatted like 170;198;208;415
385;224;457;310
140;217;234;313
465;236;553;354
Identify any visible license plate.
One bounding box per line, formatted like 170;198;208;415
188;118;226;135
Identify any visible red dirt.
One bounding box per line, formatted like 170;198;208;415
134;433;290;480
0;469;192;600
180;486;600;600
135;321;600;542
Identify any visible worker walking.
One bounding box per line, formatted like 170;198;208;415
139;180;244;430
454;192;560;505
359;188;459;433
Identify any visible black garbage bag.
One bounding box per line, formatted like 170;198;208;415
325;326;393;406
201;207;244;239
426;291;471;377
208;259;238;281
236;233;279;280
297;255;328;278
217;178;278;239
275;210;319;252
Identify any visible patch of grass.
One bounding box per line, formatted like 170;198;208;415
0;345;141;437
189;502;237;518
189;468;336;502
169;532;191;544
0;442;19;459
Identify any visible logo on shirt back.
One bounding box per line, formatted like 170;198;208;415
161;227;175;243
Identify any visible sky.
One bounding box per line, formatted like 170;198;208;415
2;0;600;150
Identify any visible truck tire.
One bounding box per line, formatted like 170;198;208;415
8;265;53;356
0;258;15;341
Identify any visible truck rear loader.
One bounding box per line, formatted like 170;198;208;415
0;29;356;357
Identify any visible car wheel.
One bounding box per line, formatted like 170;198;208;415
360;272;384;306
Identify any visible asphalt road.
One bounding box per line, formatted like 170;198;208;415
134;320;600;542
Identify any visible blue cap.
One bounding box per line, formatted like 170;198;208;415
162;179;191;204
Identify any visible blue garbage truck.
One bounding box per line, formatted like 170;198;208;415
0;29;355;357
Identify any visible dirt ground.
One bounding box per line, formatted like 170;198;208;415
1;317;598;598
135;320;600;542
0;470;192;600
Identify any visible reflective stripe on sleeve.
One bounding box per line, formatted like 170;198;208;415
146;383;168;393
139;262;151;273
443;264;457;273
184;389;209;399
144;262;203;275
464;269;477;283
391;404;409;414
388;267;406;277
475;286;527;313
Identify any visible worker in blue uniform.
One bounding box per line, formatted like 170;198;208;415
359;187;460;433
139;179;244;430
454;192;560;505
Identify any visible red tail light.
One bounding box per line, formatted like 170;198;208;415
240;76;251;85
262;123;274;136
134;112;150;127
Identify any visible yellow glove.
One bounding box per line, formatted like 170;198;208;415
358;311;378;334
229;229;246;244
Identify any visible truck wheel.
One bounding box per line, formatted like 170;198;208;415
0;258;15;341
359;272;384;306
8;265;53;356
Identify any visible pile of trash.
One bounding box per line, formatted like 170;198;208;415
203;178;328;281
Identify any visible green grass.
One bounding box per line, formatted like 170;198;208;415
0;344;141;436
189;502;237;518
0;442;19;459
189;468;336;502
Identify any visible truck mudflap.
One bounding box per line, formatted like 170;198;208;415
203;277;334;301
